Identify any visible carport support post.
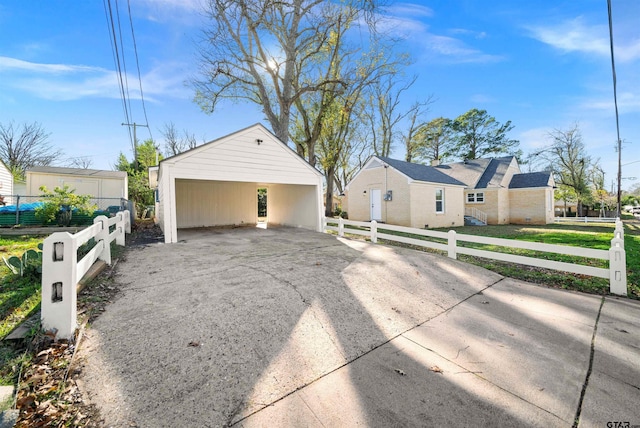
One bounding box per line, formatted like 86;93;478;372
609;236;627;295
41;232;78;340
370;220;378;243
338;217;344;237
448;230;457;259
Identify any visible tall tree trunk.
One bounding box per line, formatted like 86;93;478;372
324;165;336;217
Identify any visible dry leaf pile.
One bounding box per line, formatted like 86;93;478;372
14;338;99;427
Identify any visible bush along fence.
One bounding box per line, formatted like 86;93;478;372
41;210;131;340
0;195;132;227
324;217;627;296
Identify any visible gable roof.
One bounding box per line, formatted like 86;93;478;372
509;171;554;189
435;156;516;189
27;166;127;179
377;156;466;186
159;123;322;178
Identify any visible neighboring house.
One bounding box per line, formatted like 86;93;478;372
0;160;13;205
26;166;128;210
435;156;555;225
345;156;467;228
554;199;578;217
149;123;324;244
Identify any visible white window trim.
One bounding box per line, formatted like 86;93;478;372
467;192;485;204
435;188;444;214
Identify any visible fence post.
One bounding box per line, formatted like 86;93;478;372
123;209;131;234
15;195;20;226
93;215;111;265
338;217;344;237
115;212;126;246
370;220;377;244
448;230;457;259
609;236;627;295
614;219;624;242
41;232;78;340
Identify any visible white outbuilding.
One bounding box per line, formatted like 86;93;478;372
150;123;324;243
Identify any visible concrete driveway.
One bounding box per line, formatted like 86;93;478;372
77;226;640;427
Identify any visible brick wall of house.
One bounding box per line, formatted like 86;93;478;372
345;164;411;224
509;187;552;224
410;182;464;228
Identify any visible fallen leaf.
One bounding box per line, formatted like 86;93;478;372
188;341;200;347
480;300;489;304
430;366;443;374
394;368;406;376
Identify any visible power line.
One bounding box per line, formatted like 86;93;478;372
103;0;154;158
127;0;153;142
103;0;133;149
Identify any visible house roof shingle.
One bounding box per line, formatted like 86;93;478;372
509;171;553;189
435;156;515;189
377;156;466;186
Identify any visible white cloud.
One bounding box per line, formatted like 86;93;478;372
0;56;105;74
581;91;640;113
470;94;496;104
378;6;503;64
0;56;191;101
527;16;640;62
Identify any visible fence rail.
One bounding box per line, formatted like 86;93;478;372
41;210;131;339
323;217;627;296
554;216;618;224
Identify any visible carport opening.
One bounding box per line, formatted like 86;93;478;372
257;187;267;228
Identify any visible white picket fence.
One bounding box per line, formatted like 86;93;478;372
554;216;618;224
324;217;627;296
41;211;131;339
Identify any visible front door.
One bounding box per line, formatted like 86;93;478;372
370;189;382;221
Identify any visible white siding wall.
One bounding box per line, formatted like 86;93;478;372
167;127;319;185
0;163;13;205
175;180;256;228
269;184;319;229
26;173;127;204
159;125;323;243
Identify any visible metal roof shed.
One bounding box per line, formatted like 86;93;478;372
154;123;324;243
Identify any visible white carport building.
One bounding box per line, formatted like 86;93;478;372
150;123;324;243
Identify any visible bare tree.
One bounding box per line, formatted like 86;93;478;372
363;75;428;158
160;122;199;156
543;124;592;216
68;156;93;169
193;0;380;146
402;97;434;163
0;121;63;179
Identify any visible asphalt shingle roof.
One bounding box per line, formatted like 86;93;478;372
377;157;466;186
27;166;127;178
509;171;553;189
435;156;515;188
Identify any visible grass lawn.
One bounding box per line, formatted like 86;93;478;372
373;219;639;298
0;235;45;387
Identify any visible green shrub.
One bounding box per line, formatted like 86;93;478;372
35;185;97;226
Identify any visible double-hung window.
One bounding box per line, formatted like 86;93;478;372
435;189;444;213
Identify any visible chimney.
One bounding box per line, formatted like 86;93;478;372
431;159;440;166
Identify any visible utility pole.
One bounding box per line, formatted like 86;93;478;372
122;122;149;171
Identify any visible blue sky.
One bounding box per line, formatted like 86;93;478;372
0;0;638;189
